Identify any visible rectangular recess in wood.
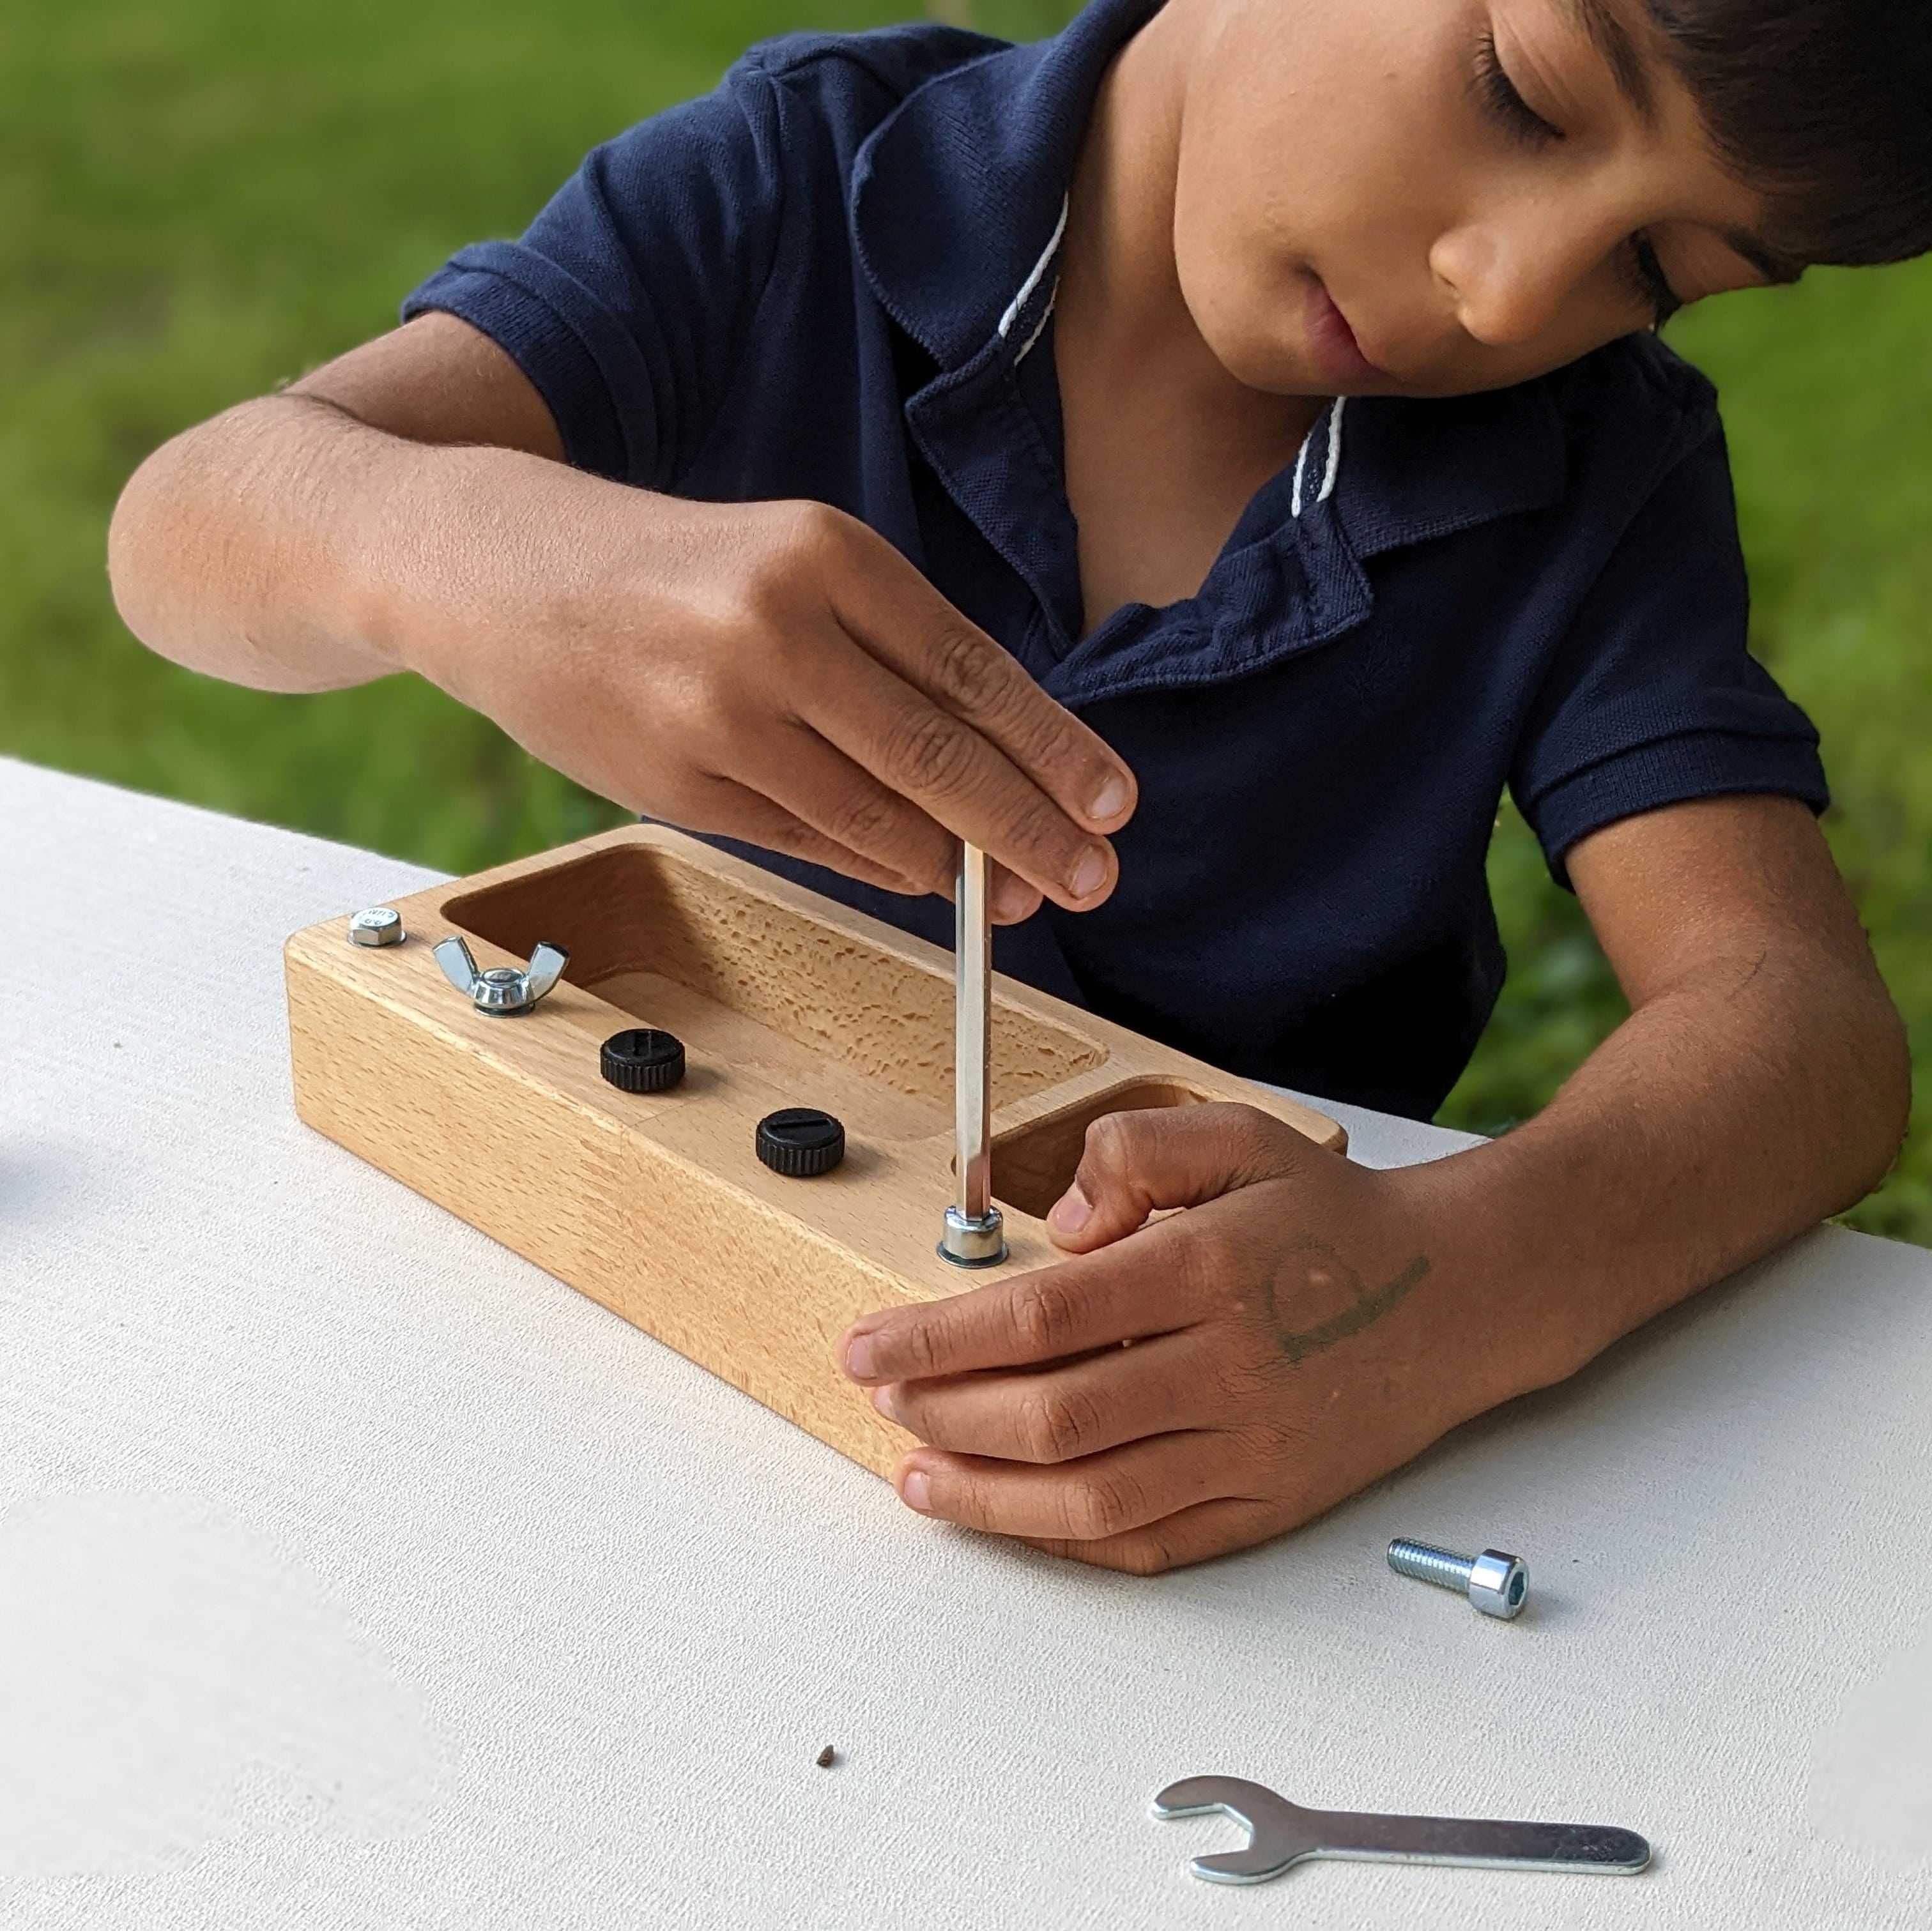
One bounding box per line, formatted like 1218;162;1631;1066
284;823;1345;1479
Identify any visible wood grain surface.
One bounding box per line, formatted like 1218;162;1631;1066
284;823;1344;1477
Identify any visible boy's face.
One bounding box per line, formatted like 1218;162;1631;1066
1169;0;1805;397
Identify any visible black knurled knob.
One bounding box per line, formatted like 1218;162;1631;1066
756;1108;846;1177
599;1028;686;1094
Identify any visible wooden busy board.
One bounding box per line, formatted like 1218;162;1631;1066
283;824;1345;1478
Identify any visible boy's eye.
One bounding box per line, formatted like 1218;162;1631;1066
1471;31;1685;328
1472;31;1563;148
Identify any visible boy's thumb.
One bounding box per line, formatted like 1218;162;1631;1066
1045;1101;1300;1251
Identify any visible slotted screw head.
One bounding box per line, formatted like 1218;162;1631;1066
601;1028;686;1094
756;1108;846;1177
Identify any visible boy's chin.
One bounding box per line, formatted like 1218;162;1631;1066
1183;294;1326;401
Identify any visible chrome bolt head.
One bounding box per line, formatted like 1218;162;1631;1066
938;1203;1008;1268
1467;1550;1529;1620
1387;1537;1529;1621
348;906;404;947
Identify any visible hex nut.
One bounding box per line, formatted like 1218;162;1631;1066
1467;1550;1529;1620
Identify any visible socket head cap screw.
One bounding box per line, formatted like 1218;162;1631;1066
348;907;404;947
1468;1550;1529;1620
938;1203;1008;1267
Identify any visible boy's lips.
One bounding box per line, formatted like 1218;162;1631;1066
1305;274;1390;382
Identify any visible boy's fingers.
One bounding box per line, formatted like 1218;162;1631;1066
1015;1496;1286;1575
839;1217;1202;1384
689;774;926;897
872;1329;1213;1463
986;860;1044;924
698;722;1039;922
743;720;960;898
721;740;1048;924
893;1433;1234;1543
1047;1102;1308;1250
834;547;1137;832
797;640;1120;912
824;533;1137;850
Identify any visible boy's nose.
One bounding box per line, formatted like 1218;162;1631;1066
1430;194;1635;349
1432;228;1579;349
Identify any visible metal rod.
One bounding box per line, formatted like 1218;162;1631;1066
955;841;992;1223
937;841;1007;1267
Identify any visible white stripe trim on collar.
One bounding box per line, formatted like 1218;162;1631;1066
1013;281;1058;365
1291;397;1349;518
998;192;1071;339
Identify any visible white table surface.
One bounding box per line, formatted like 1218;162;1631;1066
2;752;1928;1930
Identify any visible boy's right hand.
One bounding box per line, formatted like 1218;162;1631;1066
409;492;1137;924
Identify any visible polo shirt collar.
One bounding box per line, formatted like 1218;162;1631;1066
851;0;1156;373
850;0;1572;644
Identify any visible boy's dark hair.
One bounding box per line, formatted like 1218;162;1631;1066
1652;0;1932;269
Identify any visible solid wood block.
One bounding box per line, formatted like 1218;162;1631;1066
284;824;1346;1479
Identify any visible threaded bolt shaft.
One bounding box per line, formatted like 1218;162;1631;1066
1388;1538;1475;1592
1387;1538;1529;1620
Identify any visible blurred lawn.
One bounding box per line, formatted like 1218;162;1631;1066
4;1;1928;1241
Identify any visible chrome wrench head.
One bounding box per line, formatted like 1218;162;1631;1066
1151;1777;1326;1883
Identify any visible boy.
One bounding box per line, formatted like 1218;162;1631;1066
107;0;1921;1571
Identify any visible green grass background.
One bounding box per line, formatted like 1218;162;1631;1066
6;1;1928;1241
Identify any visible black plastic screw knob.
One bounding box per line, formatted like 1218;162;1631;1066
599;1028;686;1094
756;1108;846;1177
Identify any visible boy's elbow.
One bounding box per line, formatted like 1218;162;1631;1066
1833;979;1913;1209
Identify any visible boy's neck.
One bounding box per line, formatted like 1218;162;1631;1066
1057;4;1328;461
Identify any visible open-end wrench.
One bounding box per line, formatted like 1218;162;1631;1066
1153;1775;1651;1885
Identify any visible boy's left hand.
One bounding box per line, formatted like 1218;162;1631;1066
837;1103;1491;1573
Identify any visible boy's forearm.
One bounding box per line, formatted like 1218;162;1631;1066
105;395;611;698
1416;937;1910;1396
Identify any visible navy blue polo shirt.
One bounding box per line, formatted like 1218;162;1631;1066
399;0;1827;1118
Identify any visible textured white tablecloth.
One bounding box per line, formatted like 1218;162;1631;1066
2;753;1928;1930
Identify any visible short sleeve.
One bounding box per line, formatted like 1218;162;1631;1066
1510;407;1828;887
397;57;786;488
